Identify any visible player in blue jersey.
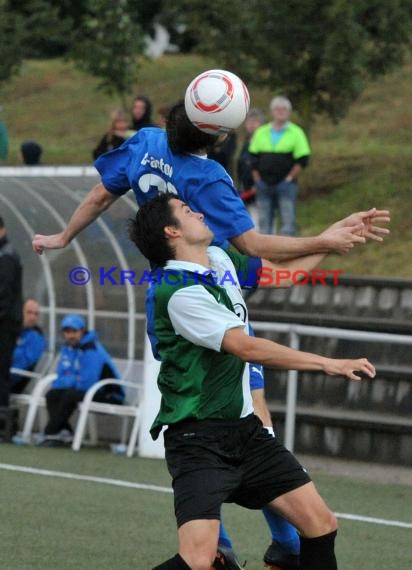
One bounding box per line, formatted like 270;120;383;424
32;101;389;569
33;102;389;258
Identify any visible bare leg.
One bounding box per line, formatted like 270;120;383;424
267;482;338;570
178;519;220;570
268;481;337;537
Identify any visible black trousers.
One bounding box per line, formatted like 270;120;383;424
11;376;31;394
45;388;120;435
0;323;19;407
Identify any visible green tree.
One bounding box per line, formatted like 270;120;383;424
9;0;75;58
69;0;145;107
174;0;412;130
0;1;24;85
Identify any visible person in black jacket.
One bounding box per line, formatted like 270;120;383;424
0;216;23;408
130;95;157;131
93;109;132;160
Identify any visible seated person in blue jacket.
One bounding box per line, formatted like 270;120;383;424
40;314;123;446
11;299;46;393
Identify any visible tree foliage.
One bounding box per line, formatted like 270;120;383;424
9;0;76;58
173;0;412;128
2;0;146;103
69;0;144;105
0;1;24;86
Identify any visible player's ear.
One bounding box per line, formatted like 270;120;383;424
164;225;180;239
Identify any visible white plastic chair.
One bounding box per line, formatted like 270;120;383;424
21;373;58;440
10;352;58;424
71;378;142;457
71;358;143;456
10;368;42;408
19;359;142;455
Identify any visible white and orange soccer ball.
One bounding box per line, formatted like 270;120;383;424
184;69;250;135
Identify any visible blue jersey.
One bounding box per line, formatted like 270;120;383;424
53;330;124;401
94;128;254;248
11;327;46;387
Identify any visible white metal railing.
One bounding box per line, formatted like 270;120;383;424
34;305;412;453
250;321;412;451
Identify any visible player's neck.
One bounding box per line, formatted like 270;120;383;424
174;244;210;269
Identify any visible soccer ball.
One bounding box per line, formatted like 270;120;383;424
185;69;250;135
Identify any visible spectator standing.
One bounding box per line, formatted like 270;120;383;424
131;95;157;131
0;216;23;409
11;299;46;394
93;109;131;160
39;314;124;446
249;96;311;236
21;141;43;165
237;108;265;206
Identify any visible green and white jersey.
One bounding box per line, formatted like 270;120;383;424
147;246;262;439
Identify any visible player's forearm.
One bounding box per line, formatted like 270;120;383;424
231;229;331;261
246;339;329;372
62;183;118;244
224;333;329;372
261;252;328;287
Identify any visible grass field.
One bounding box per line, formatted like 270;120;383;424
0;444;411;569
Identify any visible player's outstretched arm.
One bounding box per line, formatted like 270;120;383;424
230;208;389;261
222;328;376;381
259;239;361;288
231;224;366;261
324;207;390;242
32;183;118;254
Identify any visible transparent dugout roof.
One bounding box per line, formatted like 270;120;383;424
0;169;149;359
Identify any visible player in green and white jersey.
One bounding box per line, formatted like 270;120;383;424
129;193;376;570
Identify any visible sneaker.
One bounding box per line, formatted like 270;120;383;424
263;540;299;570
33;432;47;446
58;429;73;444
212;545;245;569
38;436;66;448
12;434;29;445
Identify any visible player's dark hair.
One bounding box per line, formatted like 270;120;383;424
0;216;4;229
129;193;179;266
166;101;219;154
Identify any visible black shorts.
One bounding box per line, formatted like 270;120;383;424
164;414;311;527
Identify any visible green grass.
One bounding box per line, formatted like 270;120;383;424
0;444;411;569
1;56;412;275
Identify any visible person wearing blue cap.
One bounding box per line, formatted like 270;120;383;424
39;314;124;446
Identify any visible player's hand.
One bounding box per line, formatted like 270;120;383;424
330;208;390;242
324;358;376;381
32;232;68;255
320;224;366;254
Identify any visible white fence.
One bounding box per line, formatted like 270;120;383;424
251;321;412;451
